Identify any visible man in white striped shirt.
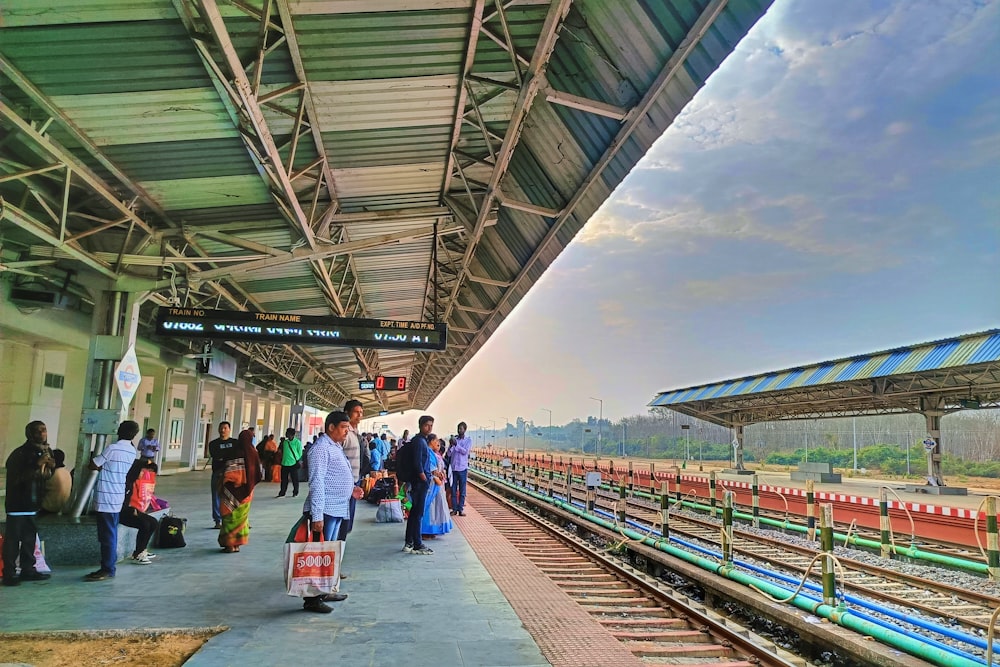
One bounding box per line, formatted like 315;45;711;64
302;411;363;614
84;420;140;581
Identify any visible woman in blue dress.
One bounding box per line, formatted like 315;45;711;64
421;434;452;537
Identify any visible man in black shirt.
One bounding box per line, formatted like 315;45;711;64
3;421;55;585
207;421;238;529
403;416;434;555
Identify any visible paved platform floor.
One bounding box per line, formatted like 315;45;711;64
1;470;548;667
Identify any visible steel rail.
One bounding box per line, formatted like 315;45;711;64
469;480;804;667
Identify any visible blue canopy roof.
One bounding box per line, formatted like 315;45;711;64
648;329;1000;424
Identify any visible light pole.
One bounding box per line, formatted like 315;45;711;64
621;419;627;457
698;425;703;466
589;397;603;457
541;408;552;451
852;416;858;472
502;416;510;453
490;419;496;448
681;424;690;460
521;420;526;457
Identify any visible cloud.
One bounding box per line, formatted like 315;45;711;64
425;0;1000;430
574;0;998;282
679;271;809;304
597;299;633;331
885;121;911;136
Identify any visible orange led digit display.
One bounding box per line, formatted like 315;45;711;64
371;376;407;391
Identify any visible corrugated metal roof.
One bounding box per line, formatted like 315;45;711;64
650;329;1000;408
2;0;775;412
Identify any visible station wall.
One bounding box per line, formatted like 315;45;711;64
0;283;306;487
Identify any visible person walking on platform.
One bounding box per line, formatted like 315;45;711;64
258;434;278;482
301;411;363;614
3;421;55;586
403;415;435;555
120;456;159;564
276;427;303;498
137;428;160;461
450;422;472;516
218;429;263;553
208;422;238;528
85;420;141;581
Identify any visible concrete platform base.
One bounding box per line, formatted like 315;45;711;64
721;468;755;475
791;472;843;483
13;510;170;566
904;484;968;496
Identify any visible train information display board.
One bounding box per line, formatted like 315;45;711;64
358;376;407;391
155;308;447;351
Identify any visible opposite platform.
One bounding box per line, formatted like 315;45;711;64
0;470;547;667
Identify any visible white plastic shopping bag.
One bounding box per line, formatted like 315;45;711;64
283;537;342;598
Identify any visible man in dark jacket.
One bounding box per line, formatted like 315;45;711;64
3;421;55;585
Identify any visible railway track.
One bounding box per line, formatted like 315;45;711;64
468;483;806;667
621;503;1000;634
507;465;989;564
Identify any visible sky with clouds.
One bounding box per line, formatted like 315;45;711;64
376;0;999;437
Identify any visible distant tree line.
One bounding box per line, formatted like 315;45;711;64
488;409;1000;477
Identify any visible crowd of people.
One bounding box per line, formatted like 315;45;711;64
290;403;472;613
3;406;475;615
2;419;167;585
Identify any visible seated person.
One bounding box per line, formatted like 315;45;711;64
120;457;160;564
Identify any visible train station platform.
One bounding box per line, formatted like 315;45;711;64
0;471;548;667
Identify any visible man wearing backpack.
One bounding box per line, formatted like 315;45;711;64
399;415;435;555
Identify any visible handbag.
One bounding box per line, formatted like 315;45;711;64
283;518;343;598
375;498;404;523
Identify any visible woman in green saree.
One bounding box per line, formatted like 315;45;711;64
218;429;263;552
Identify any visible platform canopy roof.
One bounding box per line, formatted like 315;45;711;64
649;330;1000;427
0;0;771;412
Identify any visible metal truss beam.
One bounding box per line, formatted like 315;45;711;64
412;0;572;402
328;206;452;225
0;55;177;230
177;0;396;405
544;86;629;120
1;201;118;279
415;0;727;406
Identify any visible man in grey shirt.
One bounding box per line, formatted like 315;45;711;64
336;399;364;564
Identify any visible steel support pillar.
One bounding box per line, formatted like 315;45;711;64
70;290;142;518
732;422;746;471
920;396;945;486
